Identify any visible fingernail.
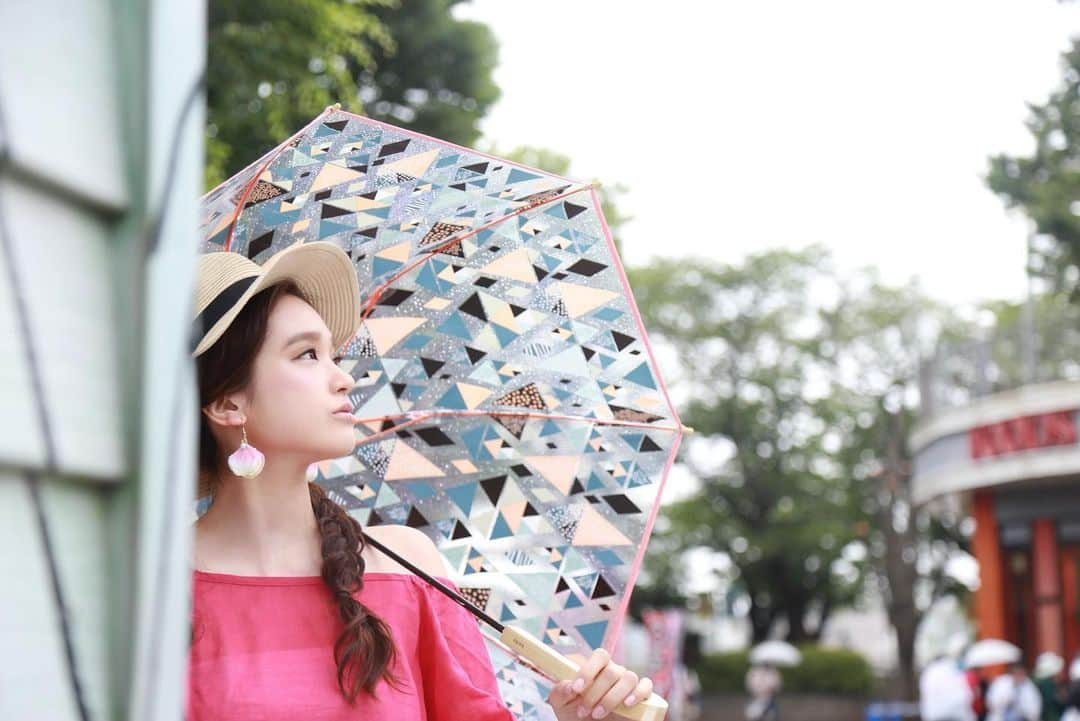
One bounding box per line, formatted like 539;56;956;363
592;706;606;719
572;678;585;693
577;705;589;718
624;695;637;706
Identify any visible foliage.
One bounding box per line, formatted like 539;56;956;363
697;647;874;696
987;38;1080;297
627;248;972;652
934;291;1080;399
630;248;870;642
205;0;499;189
206;0;394;187
357;0;501;148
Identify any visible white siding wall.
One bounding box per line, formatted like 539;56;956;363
0;0;204;718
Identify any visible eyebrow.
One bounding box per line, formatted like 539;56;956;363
282;330;332;349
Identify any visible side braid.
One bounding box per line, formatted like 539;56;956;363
309;482;400;702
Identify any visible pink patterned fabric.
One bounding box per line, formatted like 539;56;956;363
187;570;515;721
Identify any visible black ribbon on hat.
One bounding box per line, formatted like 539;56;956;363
190;275;259;353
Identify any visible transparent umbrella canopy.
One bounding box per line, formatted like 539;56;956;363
199;106;688;721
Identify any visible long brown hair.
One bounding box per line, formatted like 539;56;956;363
195;280;398;701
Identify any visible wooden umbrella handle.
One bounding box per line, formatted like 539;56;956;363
500;625;669;721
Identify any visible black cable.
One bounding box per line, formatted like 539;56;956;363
145;70;206;257
136;70;207;721
361;530;503;632
0;99;93;721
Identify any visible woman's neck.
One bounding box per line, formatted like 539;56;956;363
194;459;323;576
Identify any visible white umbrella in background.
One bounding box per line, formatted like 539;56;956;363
1034;652;1064;679
750;640;802;667
964;639;1021;668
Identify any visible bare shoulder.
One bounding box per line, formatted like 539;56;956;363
361;524;449;579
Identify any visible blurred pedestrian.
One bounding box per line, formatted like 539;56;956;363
1033;652;1065;721
745;663;781;721
966;665;989;721
921;652;975;721
986;662;1042;721
1060;658;1080;721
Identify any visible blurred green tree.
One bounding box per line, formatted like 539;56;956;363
206;0;392;187
628;248;971;691
205;0;499;188
357;0;500;149
822;273;972;698
630;247;869;644
987;38;1080;297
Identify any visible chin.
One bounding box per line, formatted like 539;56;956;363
325;431;356;459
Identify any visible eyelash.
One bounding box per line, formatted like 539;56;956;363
299;348;344;364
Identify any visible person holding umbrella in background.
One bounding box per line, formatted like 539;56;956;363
985;661;1042;721
744;663;780;721
1033;653;1065;721
744;641;800;721
1060;657;1080;721
965;640;1028;721
920;639;975;721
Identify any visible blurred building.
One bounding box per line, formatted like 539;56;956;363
913;309;1080;664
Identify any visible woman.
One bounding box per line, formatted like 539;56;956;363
186;241;654;720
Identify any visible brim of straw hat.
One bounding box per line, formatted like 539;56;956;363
192;241;362;499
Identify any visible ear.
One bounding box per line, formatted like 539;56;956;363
201;392;248;430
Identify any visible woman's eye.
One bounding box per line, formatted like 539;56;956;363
298;345;343;362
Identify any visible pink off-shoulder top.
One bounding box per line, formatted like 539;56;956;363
187;570;517;721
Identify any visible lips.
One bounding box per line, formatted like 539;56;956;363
333;402;353;414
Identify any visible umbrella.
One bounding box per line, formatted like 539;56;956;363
963;639;1021;668
749;641;802;667
199;106;686;720
1034;651;1063;679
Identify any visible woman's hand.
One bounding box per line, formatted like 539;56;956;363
547;648;654;720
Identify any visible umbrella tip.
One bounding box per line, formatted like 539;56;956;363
332;102;342;111
681;425;695;435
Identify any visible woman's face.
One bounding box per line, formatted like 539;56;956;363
239;293;357;463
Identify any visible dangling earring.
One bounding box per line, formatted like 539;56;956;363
305;462;319;483
227;425;265;478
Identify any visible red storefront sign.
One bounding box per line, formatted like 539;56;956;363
969;410;1078;459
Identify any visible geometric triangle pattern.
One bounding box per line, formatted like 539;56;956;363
199;107;684;720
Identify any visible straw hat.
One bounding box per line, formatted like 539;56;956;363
191;241;361;358
191;241;362;498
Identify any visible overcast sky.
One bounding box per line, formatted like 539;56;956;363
456;1;1080;306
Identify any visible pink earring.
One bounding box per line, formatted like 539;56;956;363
305;462;319;483
227;425;265;478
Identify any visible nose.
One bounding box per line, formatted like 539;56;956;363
332;362;354;394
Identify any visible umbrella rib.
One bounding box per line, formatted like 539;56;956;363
327;107;582;188
221;108;335;252
351;409;686;447
358;183;597;321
